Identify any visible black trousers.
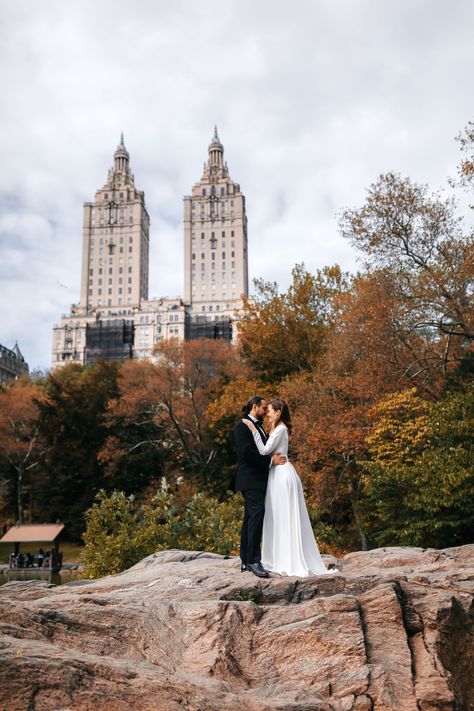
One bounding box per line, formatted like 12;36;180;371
239;488;266;565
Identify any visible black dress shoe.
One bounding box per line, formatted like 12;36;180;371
247;563;269;578
241;563;249;572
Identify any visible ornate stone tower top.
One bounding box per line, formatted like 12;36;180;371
183;128;249;314
201;125;230;182
113;132;130;173
78;137;150;311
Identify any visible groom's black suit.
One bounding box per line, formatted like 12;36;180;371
233;417;272;566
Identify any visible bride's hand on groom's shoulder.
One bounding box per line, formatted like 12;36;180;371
242;419;256;431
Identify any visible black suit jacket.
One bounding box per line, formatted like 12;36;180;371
232;418;272;492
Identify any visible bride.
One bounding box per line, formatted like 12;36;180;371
242;398;335;577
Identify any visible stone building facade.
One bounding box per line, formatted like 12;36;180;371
52;129;248;367
0;342;29;384
183;127;249;324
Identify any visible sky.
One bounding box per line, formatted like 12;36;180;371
1;0;474;371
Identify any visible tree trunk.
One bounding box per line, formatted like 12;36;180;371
17;465;23;524
350;481;368;551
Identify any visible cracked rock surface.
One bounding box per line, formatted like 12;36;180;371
0;545;473;710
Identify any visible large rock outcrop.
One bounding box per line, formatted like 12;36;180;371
0;545;473;710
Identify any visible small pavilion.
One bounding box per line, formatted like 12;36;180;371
1;523;64;572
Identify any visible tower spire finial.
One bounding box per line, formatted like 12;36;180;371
119;132;125;148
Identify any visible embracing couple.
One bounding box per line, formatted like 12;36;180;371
233;395;336;579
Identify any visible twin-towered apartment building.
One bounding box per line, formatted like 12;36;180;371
51;128;249;367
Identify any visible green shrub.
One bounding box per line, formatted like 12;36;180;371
82;481;244;578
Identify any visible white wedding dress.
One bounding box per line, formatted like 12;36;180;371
252;424;334;577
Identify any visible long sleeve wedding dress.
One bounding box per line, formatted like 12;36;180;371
251;424;335;577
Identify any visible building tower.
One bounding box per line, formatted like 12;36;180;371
79;134;150;310
183;128;249;326
52;138;188;367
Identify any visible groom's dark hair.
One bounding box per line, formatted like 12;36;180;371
242;396;266;416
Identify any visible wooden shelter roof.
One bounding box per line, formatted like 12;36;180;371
0;524;64;543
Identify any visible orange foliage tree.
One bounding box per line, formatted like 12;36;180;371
0;379;48;523
339;172;474;376
282;272;417;549
101;339;240;492
238;264;350;383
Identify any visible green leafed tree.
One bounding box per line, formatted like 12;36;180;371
361;387;474;547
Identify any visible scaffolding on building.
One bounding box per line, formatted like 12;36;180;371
84;319;134;365
185;316;232;341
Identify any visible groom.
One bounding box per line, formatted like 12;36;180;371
233;396;286;578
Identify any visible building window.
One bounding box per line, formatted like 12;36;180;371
212;253;215;261
231;251;235;258
231;231;235;237
222;251;225;259
128;287;132;294
98;289;102;295
202;189;206;196
192;253;196;260
128;267;132;273
220;187;225;195
108;288;112;295
201;253;205;259
222;262;226;269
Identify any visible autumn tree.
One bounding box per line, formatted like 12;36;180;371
280;270;417;549
0;379;48;523
37;361;120;538
238;264;350;383
102;339;239;494
339;172;474;383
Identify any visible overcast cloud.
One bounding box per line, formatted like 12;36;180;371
1;0;473;370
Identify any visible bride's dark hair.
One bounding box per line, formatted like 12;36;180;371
269;398;292;434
